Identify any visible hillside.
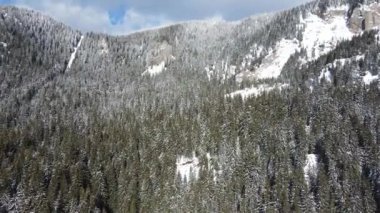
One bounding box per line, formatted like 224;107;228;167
0;0;380;212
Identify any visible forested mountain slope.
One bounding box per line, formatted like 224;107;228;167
0;0;379;212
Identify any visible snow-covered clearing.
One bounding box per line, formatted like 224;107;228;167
237;7;355;82
255;39;300;79
142;61;166;77
176;153;200;183
175;152;222;183
67;35;84;70
300;11;354;61
256;10;353;79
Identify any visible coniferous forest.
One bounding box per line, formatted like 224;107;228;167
0;0;380;212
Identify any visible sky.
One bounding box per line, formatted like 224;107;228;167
0;0;312;35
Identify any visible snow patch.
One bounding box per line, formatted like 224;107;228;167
206;62;236;81
236;138;241;157
318;54;368;84
176;153;200;183
251;43;264;56
256;39;299;79
304;154;318;186
227;83;289;100
301;13;353;61
142;61;166;77
319;68;333;83
67;35;84;70
205;64;216;80
305;124;311;135
330;54;364;68
99;38;109;54
363;71;379;85
0;42;7;48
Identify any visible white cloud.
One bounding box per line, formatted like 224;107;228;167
8;0;312;35
14;0;172;35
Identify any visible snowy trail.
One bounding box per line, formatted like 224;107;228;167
66;35;84;71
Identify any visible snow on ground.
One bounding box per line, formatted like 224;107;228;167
0;42;7;48
240;44;264;70
205;64;216;80
67;35;84;70
220;65;237;81
236;139;241;157
328;54;364;68
304;154;318;186
176;152;200;183
363;71;379;85
235;6;355;82
305;124;311;135
227;83;289;100
256;39;300;79
205;62;236;81
142;61;166;77
301;12;354;61
175;152;222;183
362;2;380;13
317;54;370;84
238;8;354;81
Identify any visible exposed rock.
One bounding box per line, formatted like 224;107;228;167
348;3;380;32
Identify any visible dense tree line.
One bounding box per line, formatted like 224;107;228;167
0;0;379;212
0;76;378;212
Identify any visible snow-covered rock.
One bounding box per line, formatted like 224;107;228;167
349;3;380;31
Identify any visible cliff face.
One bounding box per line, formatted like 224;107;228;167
321;2;380;33
348;2;380;31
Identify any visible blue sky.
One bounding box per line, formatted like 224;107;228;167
0;0;312;34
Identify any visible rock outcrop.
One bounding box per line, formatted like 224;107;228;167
349;2;380;32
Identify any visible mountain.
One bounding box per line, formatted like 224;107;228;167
0;0;379;212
